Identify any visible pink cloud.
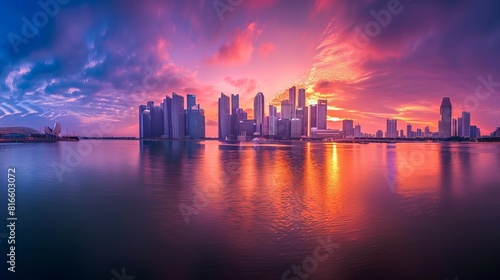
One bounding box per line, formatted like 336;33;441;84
205;22;258;65
258;42;276;57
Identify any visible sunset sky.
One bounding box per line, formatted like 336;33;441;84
1;0;500;137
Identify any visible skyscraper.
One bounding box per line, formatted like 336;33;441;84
298;88;306;108
235;108;248;137
171;92;185;139
462;111;471;138
281;100;292;120
289;86;296;118
342;119;354;138
139;105;147;138
162;95;172;138
269;104;278;136
407;124;412;139
218;93;230;140
386;119;398;138
290;118;301;138
296;107;308;137
230;94;239;137
254;92;265;135
452;118;458;137
141;106;151;138
439;97;452;138
317;100;328;129
309;104;317;135
186;94;196;137
458;117;463;137
151;105;164;138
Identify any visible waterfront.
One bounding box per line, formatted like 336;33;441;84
1;141;500;279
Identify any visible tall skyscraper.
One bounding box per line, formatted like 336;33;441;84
151;105;164;138
317;100;328;129
140;106;151;138
296;107;308;137
289;86;296;118
269;104;278;136
452;118;458;137
458;117;463;137
139;105;147;138
439;97;452;138
235;108;248;137
231;94;239;115
342;119;354;138
281;100;292;120
407;124;412;139
218;93;230;140
254;92;265;135
162;96;172;138
171;92;185;139
298;88;306;108
386;119;398;138
462;111;471;138
186;94;196;137
309;104;317;135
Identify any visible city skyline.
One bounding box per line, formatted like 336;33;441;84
2;0;500;137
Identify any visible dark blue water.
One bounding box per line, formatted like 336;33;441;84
1;141;500;279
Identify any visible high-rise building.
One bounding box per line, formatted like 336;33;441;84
171;92;185;139
407;124;412;139
309;104;317;135
298;88;306;108
188;104;202;139
376;130;383;138
139;105;147;138
269;105;278;136
425;126;430;138
317;100;328;129
263;116;269;136
238;119;256;140
458;117;463;137
290;118;302;138
452;118;458;137
400;129;404;138
289;86;296;118
277;119;291;139
416;128;422;138
254;92;265;135
439;97;452;138
186;94;196;137
281;100;292;120
231;94;239;115
342;119;354;138
235;108;248;137
354;124;361;138
469;125;480;139
162;96;172;138
296;107;308;137
230;94;240;137
386;119;398;138
151;106;164;138
461;111;471;138
218;93;230;140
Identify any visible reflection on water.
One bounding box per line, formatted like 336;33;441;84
1;141;500;279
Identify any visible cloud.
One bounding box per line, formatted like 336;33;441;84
205;22;259;65
257;42;275;57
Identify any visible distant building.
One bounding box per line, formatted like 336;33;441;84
162;96;172;138
277;119;291;139
289;86;296;118
238;119;256;140
254;92;265;135
461;111;471;138
439;97;452;138
281;100;292;120
151;106;164;138
296;107;308;137
171;92;185;139
458;117;463;137
470;125;480;139
354;124;361;138
452;118;458;137
376;130;383;138
386;119;398;138
309;104;317;135
317;100;328;129
400;129;404;138
407;124;412;139
218;93;230;140
235;108;248;136
290;118;302;139
424;126;430;138
269;105;278;136
310;128;342;139
342;119;354;138
298;88;306;108
230;94;239;137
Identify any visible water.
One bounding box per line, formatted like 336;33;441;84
1;141;500;279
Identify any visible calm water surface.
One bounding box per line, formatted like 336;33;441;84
1;141;500;279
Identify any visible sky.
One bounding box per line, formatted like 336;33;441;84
1;0;500;137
